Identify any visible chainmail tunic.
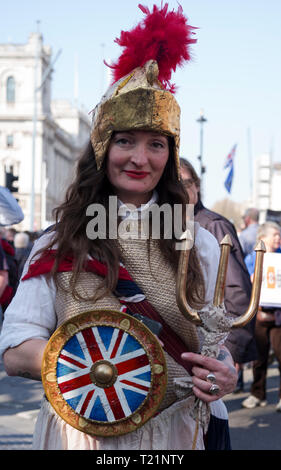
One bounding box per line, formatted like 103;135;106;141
54;237;200;411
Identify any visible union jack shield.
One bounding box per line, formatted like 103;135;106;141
42;309;167;436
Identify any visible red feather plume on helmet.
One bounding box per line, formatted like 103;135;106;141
109;3;197;93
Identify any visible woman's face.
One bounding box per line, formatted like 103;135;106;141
106;130;169;206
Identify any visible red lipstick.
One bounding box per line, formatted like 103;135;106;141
124;170;149;179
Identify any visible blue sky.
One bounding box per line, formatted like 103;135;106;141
2;0;281;208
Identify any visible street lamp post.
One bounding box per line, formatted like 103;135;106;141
30;29;61;231
197;109;207;198
30;30;40;232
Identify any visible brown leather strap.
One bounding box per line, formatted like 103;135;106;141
124;300;193;375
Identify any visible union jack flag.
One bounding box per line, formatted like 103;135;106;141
223;144;237;170
223;144;237;193
56;326;151;422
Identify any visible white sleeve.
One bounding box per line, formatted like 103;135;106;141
0;233;57;358
0;275;57;358
194;223;220;305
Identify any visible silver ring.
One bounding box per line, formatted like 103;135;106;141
206;372;216;384
209;383;220;396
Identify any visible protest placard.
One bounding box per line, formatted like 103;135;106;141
260;253;281;308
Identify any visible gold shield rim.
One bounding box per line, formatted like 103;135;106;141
41;309;167;437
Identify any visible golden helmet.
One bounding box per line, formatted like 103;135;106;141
90;3;197;179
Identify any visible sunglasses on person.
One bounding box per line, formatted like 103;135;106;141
182;178;195;189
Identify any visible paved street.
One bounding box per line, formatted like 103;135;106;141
224;363;281;450
0;356;43;450
0;351;281;450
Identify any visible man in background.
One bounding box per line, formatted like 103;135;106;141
239;208;259;257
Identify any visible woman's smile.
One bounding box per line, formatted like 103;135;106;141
123;170;150;179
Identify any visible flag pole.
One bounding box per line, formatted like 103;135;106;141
197;109;207;200
247;128;253;197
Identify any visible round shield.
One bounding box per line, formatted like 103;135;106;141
42;309;167;437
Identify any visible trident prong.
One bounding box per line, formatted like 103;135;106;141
176;233;265;330
213;235;233;306
176;230;202;325
176;233;232;325
231;240;266;329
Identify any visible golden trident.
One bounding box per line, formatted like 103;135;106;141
176;233;266;328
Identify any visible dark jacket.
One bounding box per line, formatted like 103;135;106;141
195;200;257;363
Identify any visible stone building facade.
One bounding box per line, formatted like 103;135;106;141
253;153;281;223
0;32;90;231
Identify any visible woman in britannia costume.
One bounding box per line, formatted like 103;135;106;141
0;4;238;450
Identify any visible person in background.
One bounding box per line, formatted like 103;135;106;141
242;222;281;410
0;241;8;297
239;208;259;257
180;158;257;393
0;240;9;323
14;232;33;280
5;227;17;247
0;185;24;312
0;234;18;311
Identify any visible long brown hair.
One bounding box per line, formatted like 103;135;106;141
37;139;205;309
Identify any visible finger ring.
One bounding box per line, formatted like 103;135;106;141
209;384;220;396
206;372;216;384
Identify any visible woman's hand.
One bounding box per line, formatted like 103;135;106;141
181;347;238;403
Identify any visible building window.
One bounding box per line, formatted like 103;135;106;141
7;135;14;147
6;76;15;103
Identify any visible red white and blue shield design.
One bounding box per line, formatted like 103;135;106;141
42;310;167;436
